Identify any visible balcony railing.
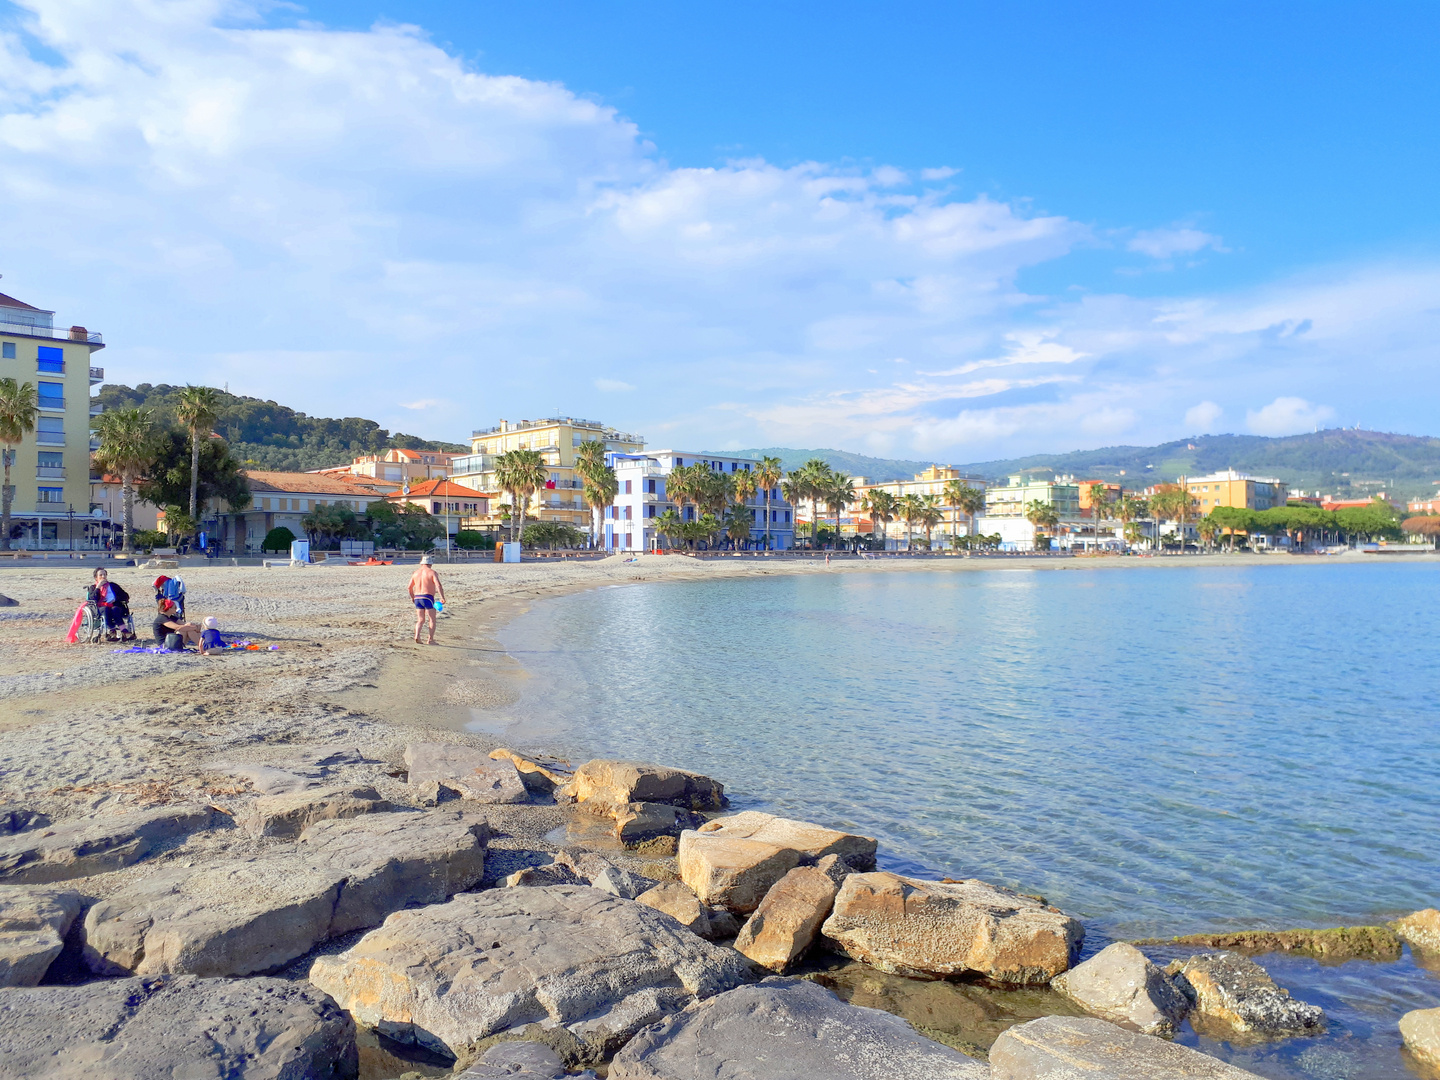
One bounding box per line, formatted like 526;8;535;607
90;366;104;382
36;466;66;479
37;360;64;374
37;433;65;446
38;397;65;411
0;317;103;344
90;403;103;416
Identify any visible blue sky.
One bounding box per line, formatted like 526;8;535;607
1;1;1437;459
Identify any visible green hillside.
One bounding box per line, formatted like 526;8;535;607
738;430;1440;500
95;383;466;473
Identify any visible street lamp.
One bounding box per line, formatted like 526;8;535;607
67;503;74;553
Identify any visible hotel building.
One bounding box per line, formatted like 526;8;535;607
0;290;105;550
609;450;795;551
1186;470;1288;512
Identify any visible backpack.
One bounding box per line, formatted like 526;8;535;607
164;633;185;652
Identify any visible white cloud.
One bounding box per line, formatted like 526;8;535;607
1246;397;1335;437
1128;227;1225;260
1184;400;1223;432
0;1;1432;467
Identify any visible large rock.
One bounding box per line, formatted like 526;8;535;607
989;1015;1264;1079
0;885;83;987
0;804;217;884
490;748;574;794
609;976;987;1079
239;784;391;839
0;806;50;835
677;831;801;915
459;1041;601;1078
1401;1007;1440;1069
820;872;1083;983
83;810;487;977
308;884;751;1064
559;760;726;811
1394;908;1440;954
1050;942;1190;1036
734;865;838;973
0;974;357;1079
1167;952;1326;1039
506;863;588;888
696;811;877;869
636;883;712;938
611;802;703;844
405;741;529;804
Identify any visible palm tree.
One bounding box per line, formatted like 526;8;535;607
93;408;158;554
574;439;614;547
861;489;896;549
1150;483;1196;552
725;500;752;547
494;448;547;543
666;463;700;526
753;455;783;550
729;468;756;549
701;468;732;519
1113;494;1147;551
919;495;944;550
782;473;810;545
175;385;222;526
0;378;39;552
1198;518;1219;552
823;472;855;550
1087;483;1114;552
1025;499;1060;551
943;480;984;551
897;493;923;549
654;508;683;549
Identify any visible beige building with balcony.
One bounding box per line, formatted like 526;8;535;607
450;417;645;532
1186;470;1288;512
0;290;105;550
308;447;460;489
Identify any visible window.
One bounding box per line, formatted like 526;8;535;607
624;479;632;494
37;452;63;468
432;502;441;514
38;487;64;503
37;381;63;407
646;478;656;494
646;505;655;518
624;505;632;521
675;458;683;467
37;346;63;373
785;511;791;522
36;416;63;444
1;343;13;359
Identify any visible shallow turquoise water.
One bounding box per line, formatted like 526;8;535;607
481;562;1440;1079
493;562;1439;937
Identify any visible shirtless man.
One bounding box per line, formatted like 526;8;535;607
408;556;446;644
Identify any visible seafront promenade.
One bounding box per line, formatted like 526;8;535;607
0;554;1436;1079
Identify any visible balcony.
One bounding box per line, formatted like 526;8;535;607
0;317;103;346
37;397;65;411
37;432;65;446
37;359;64;374
36;466;65;479
90;402;103;416
90;366;104;383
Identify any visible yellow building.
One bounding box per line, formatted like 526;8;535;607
0;290;105;550
984;474;1082;518
449;417;644;532
1186;470;1288;512
823;465;987;537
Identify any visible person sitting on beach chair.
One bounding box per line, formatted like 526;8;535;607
86;568;134;642
152;598;202;650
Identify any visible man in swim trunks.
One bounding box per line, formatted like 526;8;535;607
408;555;446;645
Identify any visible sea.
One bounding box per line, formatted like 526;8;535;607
471;560;1440;1079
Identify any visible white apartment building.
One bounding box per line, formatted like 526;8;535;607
608;451;795;551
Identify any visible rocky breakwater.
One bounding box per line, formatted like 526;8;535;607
558;759;727;848
990;1015;1268;1079
1167;952;1327;1041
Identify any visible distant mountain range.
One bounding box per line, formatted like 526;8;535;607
736;430;1440;499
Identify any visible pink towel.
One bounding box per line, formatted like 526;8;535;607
66;605;86;644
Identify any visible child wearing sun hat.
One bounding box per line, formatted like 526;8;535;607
199;616;225;655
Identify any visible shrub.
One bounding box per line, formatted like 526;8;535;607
454;530;493;550
262;526;297;553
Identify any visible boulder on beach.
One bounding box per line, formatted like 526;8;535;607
489;748;574;794
820;872;1083;984
0;974;357;1080
608;976;988;1079
308;884;751;1066
1167;952;1326;1039
559;759;726;812
459;1040;596;1078
0;803;218;884
238;784;391;839
1401;1007;1440;1069
734;864;839;973
83;809;487;977
989;1014;1264;1079
505;863;588;888
696;811;877;869
0;885;84;987
1394;908;1440;955
636;882;712;937
405;741;529;804
1050;942;1190;1036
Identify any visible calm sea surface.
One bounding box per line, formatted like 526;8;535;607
478;561;1440;1078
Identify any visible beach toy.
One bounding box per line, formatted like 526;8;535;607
436;601;444;613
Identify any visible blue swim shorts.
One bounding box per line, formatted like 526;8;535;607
414;594;435;610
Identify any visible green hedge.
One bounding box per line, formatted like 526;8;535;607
262;526;297;553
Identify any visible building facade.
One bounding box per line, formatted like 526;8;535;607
837;466;989;541
212;471;386;553
0;290;105;549
1186;470;1289;512
385;479;488;538
450;417;645;533
309;447;458;488
609;450;795;551
984;474;1084;552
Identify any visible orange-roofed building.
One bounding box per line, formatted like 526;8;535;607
211;471;389;553
386;479;489;538
308;447;460;487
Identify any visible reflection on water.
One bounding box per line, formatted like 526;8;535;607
481;563;1440;1079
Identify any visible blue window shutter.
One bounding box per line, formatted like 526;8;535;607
37;346;62;361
